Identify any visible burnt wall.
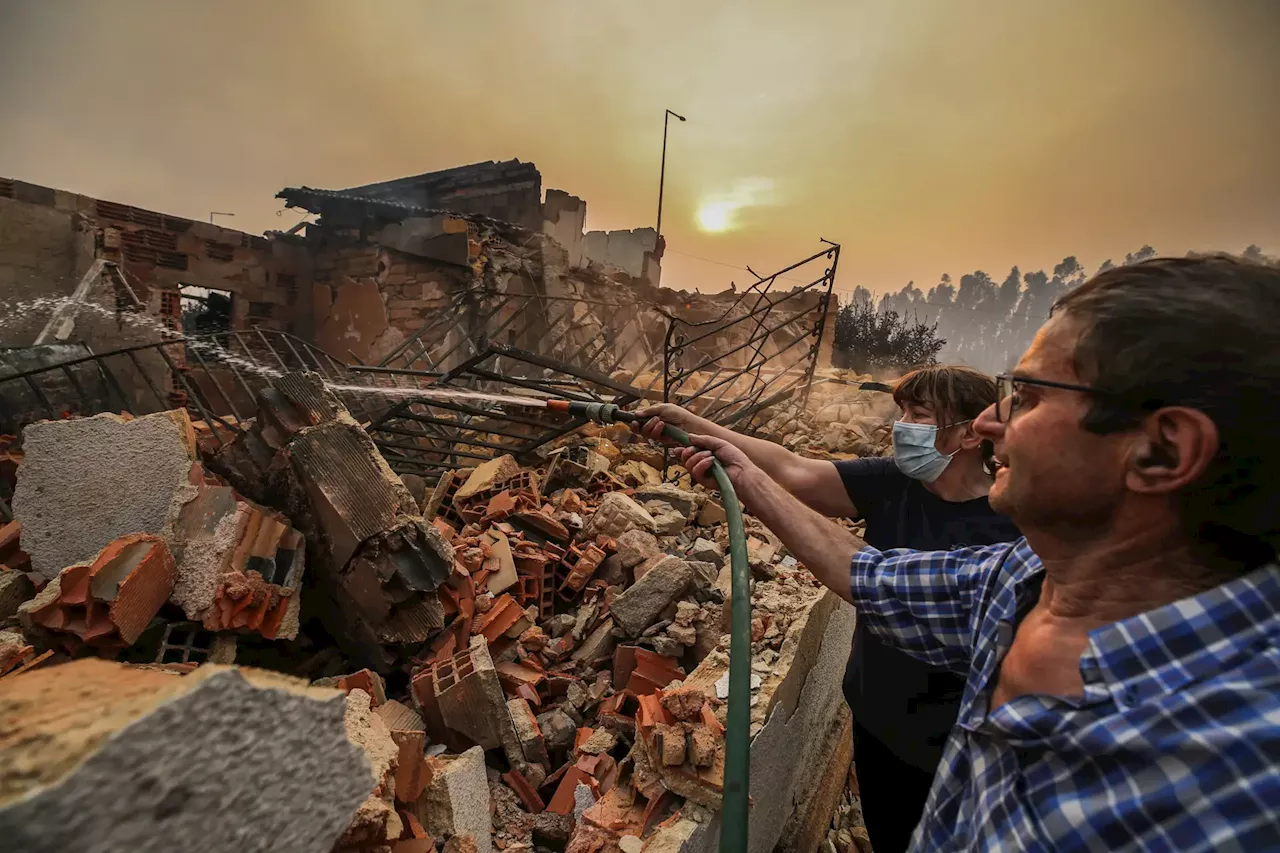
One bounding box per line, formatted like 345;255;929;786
309;226;471;367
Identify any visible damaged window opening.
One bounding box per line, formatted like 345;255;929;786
180;284;232;336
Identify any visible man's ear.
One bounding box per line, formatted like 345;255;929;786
1125;407;1219;495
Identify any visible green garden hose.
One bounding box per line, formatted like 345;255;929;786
548;400;751;853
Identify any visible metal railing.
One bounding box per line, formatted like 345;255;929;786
374;283;667;393
354;243;839;476
1;244;840;489
0;329;367;448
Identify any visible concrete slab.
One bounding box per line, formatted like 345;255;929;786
13;410;196;580
0;660;373;853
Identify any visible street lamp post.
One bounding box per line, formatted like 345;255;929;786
654;109;686;246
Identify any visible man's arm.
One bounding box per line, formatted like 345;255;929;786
679;434;1012;670
637;404;856;516
734;464;864;603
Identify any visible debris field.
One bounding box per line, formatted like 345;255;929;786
0;371;889;853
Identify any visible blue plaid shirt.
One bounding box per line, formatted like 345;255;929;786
849;537;1280;852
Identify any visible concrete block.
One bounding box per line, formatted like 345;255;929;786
454;455;523;502
13;410;196;580
688;538;723;564
0;568;35;621
614;529;660;570
0;660;374;853
336;688;402;851
507;697;549;766
535;708;577;754
582;493;655;540
610;557;692;637
417;746;492;853
634;484;701;519
777;707;854;853
422;637;526;771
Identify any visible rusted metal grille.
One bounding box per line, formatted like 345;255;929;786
664;243;838;438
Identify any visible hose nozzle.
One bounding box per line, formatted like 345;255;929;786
546;399;640;424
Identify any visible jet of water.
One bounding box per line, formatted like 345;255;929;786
3;294;556;412
324;384;550;409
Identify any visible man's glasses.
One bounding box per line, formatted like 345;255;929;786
994;374;1101;423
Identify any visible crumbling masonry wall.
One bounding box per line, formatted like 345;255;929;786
581;227;661;287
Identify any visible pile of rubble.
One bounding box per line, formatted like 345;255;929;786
754;371;897;460
0;372;888;853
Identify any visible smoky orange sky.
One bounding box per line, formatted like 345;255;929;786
1;0;1277;298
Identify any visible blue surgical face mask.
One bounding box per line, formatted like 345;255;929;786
892;419;971;483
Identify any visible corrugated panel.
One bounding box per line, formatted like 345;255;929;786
286;420;404;550
378;597;446;644
270;372;345;426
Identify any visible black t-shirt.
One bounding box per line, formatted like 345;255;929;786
835;456;1021;772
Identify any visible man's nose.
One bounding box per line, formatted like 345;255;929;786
974;402;1003;442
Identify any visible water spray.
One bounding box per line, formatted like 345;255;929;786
546;398;752;853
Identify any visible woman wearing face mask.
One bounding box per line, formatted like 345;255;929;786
635;365;1019;853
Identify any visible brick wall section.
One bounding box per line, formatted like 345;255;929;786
310;235;471;364
0;178;313;347
380;253;457;324
0;183;97;346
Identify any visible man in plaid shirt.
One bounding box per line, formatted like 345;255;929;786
676;256;1280;851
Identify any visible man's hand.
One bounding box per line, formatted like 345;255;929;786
675;433;760;490
635;403;697;448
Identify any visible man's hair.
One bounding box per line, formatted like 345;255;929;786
1052;254;1280;562
892;365;999;470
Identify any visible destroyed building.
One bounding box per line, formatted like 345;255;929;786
0;158;890;853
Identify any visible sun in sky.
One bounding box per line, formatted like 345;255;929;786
695;201;733;233
693;177;777;235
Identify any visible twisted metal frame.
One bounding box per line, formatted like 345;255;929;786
663;243;839;437
1;244;839;497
